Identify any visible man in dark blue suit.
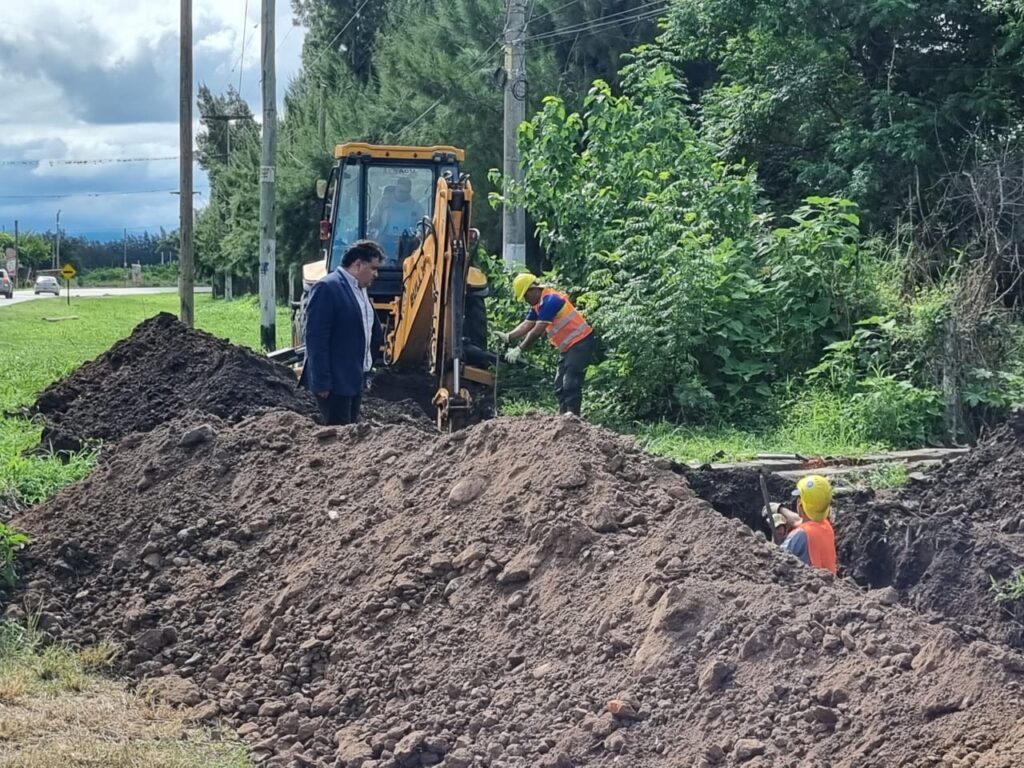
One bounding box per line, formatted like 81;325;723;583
300;240;385;425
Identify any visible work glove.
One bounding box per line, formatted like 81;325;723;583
494;331;511;345
505;346;523;364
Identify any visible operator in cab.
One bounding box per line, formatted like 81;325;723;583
371;177;424;264
497;273;596;417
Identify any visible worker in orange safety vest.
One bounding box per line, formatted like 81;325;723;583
779;474;837;574
496;273;596;416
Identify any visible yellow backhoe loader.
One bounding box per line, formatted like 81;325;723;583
273;143;495;430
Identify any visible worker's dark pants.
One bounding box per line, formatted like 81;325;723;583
555;333;596;416
318;393;362;425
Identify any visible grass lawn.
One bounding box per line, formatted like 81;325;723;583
632;420;880;465
0;621;249;768
1;294;291;508
0;297;270;765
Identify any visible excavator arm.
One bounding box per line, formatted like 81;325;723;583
285;144;494;431
386;173;493;429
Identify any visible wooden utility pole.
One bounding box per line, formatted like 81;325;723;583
259;0;277;350
13;219;18;287
179;0;195;327
502;0;527;268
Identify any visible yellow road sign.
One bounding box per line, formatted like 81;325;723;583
60;263;76;280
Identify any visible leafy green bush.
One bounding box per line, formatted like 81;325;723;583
0;521;30;589
846;374;944;447
496;61;883;423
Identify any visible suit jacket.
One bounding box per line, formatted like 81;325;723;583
300;268;383;397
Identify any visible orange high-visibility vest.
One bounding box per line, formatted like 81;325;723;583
798;519;837;574
533;288;593;353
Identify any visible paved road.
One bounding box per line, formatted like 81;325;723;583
0;286;212;308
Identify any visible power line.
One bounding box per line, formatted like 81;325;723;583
526;7;665;51
0;188;209;200
238;0;250;95
307;0;372;70
0;156;186;167
394;35;506;140
526;1;666;42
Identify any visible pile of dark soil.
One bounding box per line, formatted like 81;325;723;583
32;313;319;452
8;413;1024;767
684;420;1024;651
680;468;796;541
836;416;1024;648
30;313;433;452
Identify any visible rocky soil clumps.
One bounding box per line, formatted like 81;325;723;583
32;313;319;452
30;313;433;453
9;413;1024;767
836;416;1024;649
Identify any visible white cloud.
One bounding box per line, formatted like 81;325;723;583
0;0;306;237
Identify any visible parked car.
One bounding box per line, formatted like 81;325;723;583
0;269;12;299
34;275;60;296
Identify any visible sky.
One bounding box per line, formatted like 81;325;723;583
0;0;307;243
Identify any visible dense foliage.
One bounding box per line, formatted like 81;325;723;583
189;0;1024;446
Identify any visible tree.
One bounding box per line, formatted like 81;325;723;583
658;0;1024;225
502;61;881;421
0;231;51;271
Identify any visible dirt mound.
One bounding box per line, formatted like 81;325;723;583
835;417;1024;648
8;413;1024;767
681;467;797;541
32;313;319;452
30;313;435;451
682;421;1024;651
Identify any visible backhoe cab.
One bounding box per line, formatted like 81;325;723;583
294;143;495;430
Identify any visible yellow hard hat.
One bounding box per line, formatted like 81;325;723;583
792;475;832;521
467;266;488;289
512;273;537;301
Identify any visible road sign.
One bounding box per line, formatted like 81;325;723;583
60;263;76;280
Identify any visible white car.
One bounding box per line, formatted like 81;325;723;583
34;275;61;296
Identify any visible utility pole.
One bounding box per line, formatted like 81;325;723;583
502;0;528;268
54;210;61;270
13;220;18;288
318;80;327;150
123;228;128;268
259;0;277;351
179;0;195;327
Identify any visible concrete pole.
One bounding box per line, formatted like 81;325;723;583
258;0;277;351
179;0;195;327
502;0;527;268
55;210;61;270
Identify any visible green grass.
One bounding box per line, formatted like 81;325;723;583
0;295;292;511
77;265;179;288
862;462;909;490
991;571;1024;603
0;620;250;767
632;420;880;464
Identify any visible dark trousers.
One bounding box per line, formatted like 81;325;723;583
317;393;362;425
555;333;596;415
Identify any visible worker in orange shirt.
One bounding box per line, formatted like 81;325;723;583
497;273;596;416
779;475;837;574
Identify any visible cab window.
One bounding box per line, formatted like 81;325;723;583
329;164;363;270
365;166;434;266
